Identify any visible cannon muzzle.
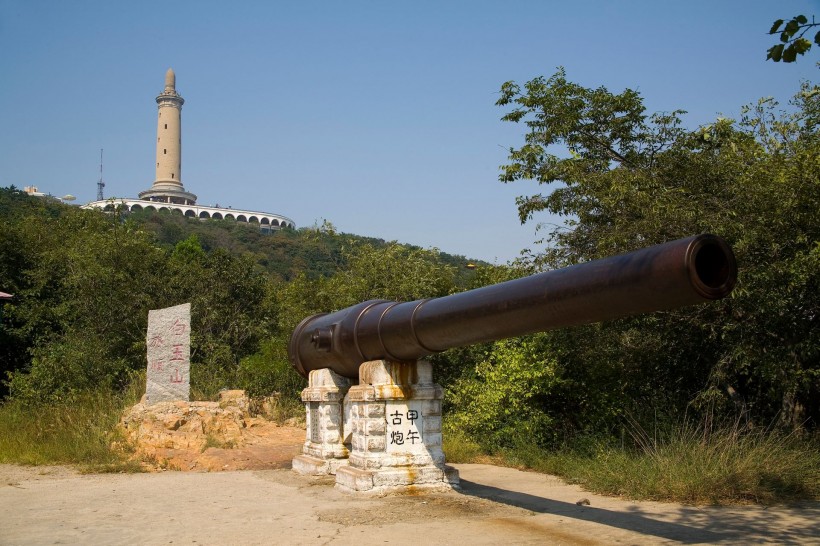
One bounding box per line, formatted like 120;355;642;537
289;234;736;379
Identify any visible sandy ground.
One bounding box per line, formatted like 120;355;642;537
1;461;818;545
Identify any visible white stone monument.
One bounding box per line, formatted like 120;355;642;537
145;303;191;405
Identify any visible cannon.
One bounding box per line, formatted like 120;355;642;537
289;234;737;380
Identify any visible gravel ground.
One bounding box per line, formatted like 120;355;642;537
2;463;818;545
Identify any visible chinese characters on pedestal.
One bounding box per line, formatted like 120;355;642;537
386;401;425;453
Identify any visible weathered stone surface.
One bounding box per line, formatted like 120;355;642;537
339;360;458;494
292;454;348;475
335;464;458;495
145;303;191;405
117;390;293;470
292;368;353;476
218;389;248;411
121;393;244;451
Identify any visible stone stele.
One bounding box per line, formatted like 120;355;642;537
145;302;191;405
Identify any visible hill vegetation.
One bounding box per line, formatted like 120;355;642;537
129;209;479;282
0;189;480;403
0;74;818;503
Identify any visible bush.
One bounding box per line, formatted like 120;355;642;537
237;335;305;399
446;335;565;449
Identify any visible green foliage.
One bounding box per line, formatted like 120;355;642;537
237;335;305;399
164;238;276;399
0;190;277;403
277;241;458;333
441;428;487;464
128;211;476;282
6;334;131;404
767;15;819;63
325;242;457;306
130;209;348;281
0;189;474;408
493;71;820;431
1;201;166;401
446;335;565;449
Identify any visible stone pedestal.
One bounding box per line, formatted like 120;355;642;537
335;360;459;494
291;368;353;475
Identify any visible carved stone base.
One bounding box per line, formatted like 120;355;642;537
335;360;459;494
292;368;352;476
292;454;349;476
335;463;459;495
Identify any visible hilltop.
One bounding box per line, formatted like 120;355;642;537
127;207;483;281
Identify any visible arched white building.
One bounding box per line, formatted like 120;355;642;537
83;198;295;230
82;69;295;231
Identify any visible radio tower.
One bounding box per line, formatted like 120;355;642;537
97;148;105;201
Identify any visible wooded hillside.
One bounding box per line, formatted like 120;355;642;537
1;76;817;448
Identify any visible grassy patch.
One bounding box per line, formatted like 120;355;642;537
445;419;820;505
201;434;236;452
443;429;486;463
588;420;820;504
247;392;305;425
0;386;142;472
260;394;305;426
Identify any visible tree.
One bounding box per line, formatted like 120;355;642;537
495;71;819;430
767;15;819;63
2;203;166;402
0;197;278;403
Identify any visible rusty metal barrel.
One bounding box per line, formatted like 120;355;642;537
289;234;737;379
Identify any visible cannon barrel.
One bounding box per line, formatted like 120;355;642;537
289;234;737;379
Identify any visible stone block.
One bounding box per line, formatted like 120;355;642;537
292;454;349;476
367;419;386;435
423;416;442;433
366;437;385;452
358;359;433;387
371;468;418;487
364;403;384;418
335;465;375;492
332;360;457;494
424;432;443;447
296;368;353;476
218;390;248;411
308;368;353;389
422;399;442;416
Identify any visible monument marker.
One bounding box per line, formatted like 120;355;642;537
145;303;191;405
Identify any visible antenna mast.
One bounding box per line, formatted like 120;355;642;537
97;149;105;201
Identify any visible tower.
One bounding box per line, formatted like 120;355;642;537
138;68;197;205
97;148;105;201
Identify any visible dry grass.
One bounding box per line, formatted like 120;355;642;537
446;418;820;505
0;379;145;472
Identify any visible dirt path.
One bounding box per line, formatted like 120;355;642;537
2;462;818;545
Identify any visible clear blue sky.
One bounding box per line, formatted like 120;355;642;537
1;1;816;262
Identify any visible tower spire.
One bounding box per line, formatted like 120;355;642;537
165;68;175;91
97;148;105;201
